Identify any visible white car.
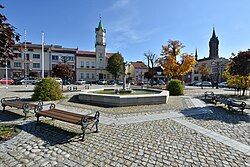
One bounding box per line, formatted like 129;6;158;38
218;82;228;88
53;77;62;84
76;79;86;85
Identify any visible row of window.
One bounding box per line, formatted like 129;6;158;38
52;55;74;61
80;73;95;79
80;61;95;68
14;62;40;68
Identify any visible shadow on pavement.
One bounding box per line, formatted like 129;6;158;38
0;110;24;121
11;90;34;93
180;103;250;125
21;121;83;146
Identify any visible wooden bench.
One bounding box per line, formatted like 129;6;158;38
204;91;215;100
1;97;42;118
35;103;100;140
204;93;247;114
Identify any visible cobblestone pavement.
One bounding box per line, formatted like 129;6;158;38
184;106;250;145
0;85;250;166
0;120;249;167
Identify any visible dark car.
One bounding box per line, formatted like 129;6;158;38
62;79;71;85
108;79;116;85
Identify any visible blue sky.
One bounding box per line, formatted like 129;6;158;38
2;0;250;61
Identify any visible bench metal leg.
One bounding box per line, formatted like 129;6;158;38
82;129;86;141
95;120;99;133
36;115;40;124
2;104;6;112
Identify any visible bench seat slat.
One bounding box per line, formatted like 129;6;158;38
36;109;95;125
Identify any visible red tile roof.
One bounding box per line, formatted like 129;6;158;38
131;61;148;69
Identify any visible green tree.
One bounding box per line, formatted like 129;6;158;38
224;50;250;96
0;4;20;64
106;52;124;80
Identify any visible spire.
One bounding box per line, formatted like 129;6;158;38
212;26;216;38
195;48;198;60
97;15;104;31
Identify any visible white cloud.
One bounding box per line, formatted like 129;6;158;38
111;0;130;10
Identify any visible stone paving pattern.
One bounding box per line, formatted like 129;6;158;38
0;85;249;166
185;106;250;145
0;120;249;167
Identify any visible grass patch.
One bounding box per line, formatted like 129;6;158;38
0;124;21;142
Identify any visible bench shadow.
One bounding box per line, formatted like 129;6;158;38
21;121;84;146
180;97;250;124
0;110;24;121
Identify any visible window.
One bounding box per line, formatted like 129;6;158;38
194;70;198;74
33;54;40;59
100;59;102;61
92;73;95;79
80;61;84;68
86;61;90;68
52;55;59;61
91;62;95;68
52;64;56;68
80;73;84;79
33;63;40;68
14;62;21;67
14;53;22;58
28;48;33;51
26;54;30;60
86;73;89;79
194;76;199;81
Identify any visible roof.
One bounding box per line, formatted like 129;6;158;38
76;51;114;58
131;61;148;69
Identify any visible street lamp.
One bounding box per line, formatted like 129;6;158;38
212;61;220;89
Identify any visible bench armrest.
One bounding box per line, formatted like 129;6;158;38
1;96;21;103
36;102;56;112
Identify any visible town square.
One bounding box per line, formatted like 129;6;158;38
0;0;249;167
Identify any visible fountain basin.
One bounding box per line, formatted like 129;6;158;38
78;88;169;107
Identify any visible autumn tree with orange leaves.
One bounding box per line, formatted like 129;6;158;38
158;40;196;80
198;62;210;81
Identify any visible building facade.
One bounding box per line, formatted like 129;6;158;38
185;27;229;84
126;61;148;82
0;19;116;82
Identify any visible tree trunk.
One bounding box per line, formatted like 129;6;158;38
242;89;245;96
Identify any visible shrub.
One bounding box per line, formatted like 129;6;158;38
32;77;63;101
167;79;184;95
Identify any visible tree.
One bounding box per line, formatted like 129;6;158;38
144;50;157;84
198;63;210;81
0;4;20;64
106;52;124;80
52;63;72;82
224;50;250;96
158;40;196;80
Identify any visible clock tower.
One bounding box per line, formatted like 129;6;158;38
95;18;106;79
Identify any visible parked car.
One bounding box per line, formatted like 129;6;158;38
76;79;86;85
136;80;144;86
218;82;228;88
108;79;116;85
157;79;165;85
98;79;107;85
201;81;212;87
188;81;199;86
194;82;202;86
53;77;62;84
14;77;36;85
116;80;124;85
0;78;14;85
63;79;71;85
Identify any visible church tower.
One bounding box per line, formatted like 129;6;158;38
95;17;106;79
195;48;198;61
209;27;219;59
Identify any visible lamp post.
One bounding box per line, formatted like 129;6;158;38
5;59;8;89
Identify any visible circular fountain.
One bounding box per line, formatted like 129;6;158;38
78;88;169;107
